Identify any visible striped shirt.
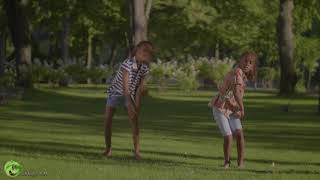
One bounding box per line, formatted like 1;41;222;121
107;57;149;97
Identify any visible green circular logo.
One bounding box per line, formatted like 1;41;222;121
4;160;23;177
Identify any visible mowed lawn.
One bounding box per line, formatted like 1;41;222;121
0;85;319;180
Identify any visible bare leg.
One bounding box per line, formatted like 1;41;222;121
235;129;245;168
223;135;232;168
103;106;116;157
128;107;141;160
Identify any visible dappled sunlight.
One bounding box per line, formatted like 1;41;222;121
0;88;320;179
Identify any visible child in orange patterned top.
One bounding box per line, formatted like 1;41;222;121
209;52;257;169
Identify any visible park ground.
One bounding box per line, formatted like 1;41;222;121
0;85;319;180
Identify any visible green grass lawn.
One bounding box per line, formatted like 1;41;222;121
0;85;319;180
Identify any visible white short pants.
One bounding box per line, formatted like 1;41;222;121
212;107;242;136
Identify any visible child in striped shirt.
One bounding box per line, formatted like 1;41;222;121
103;41;154;160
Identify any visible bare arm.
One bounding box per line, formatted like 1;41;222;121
233;85;244;119
122;69;130;99
135;77;145;109
122;69;137;115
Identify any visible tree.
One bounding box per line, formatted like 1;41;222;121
277;0;297;95
294;0;320;91
0;2;6;77
296;37;320;90
317;64;320;114
149;0;280;60
0;32;6;77
4;0;33;88
70;0;127;82
130;0;153;46
0;32;5;77
37;0;77;63
61;14;71;64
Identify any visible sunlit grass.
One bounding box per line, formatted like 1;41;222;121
0;85;319;179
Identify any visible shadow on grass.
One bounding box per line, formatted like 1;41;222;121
1;88;320;157
0;138;206;169
1;138;319;175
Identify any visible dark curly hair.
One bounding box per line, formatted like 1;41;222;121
130;41;154;58
239;52;258;82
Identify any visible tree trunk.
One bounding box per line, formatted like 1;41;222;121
92;38;97;65
0;32;6;77
108;40;117;67
215;41;219;59
318;67;320;114
127;0;134;53
131;0;152;46
277;0;297;95
307;69;312;91
318;83;320;114
133;0;146;45
62;15;70;64
4;0;32;89
87;32;93;84
145;0;152;35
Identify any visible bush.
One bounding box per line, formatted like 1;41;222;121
174;61;199;91
46;68;68;86
258;67;277;81
149;57;235;90
31;59;68;86
0;61;16;88
197;57;235;85
32;59;51;83
258;67;279;88
295;78;306;93
31;58;114;86
64;64;88;83
0;71;15;88
295;70;307;93
86;65;112;84
149;59;177;91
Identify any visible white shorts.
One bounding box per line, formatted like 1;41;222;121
212;107;242;136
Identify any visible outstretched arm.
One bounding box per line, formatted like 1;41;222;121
233;85;244;119
122;69;137;116
135;77;145;114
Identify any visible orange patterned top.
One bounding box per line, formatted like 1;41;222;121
209;67;247;118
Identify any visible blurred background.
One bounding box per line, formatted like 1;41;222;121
0;0;319;96
1;1;320;179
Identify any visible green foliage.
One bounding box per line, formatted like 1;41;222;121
149;59;177;90
4;0;320;92
295;78;307;93
296;36;320;74
0;71;15;88
294;0;320;34
31;0;127;59
258;67;278;81
31;60;68;86
295;36;320;89
32;59;51;83
31;60;111;85
64;64;88;83
197;57;235;84
86;66;112;84
149;56;235;91
47;68;68;86
151;0;279;59
174;62;199;91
